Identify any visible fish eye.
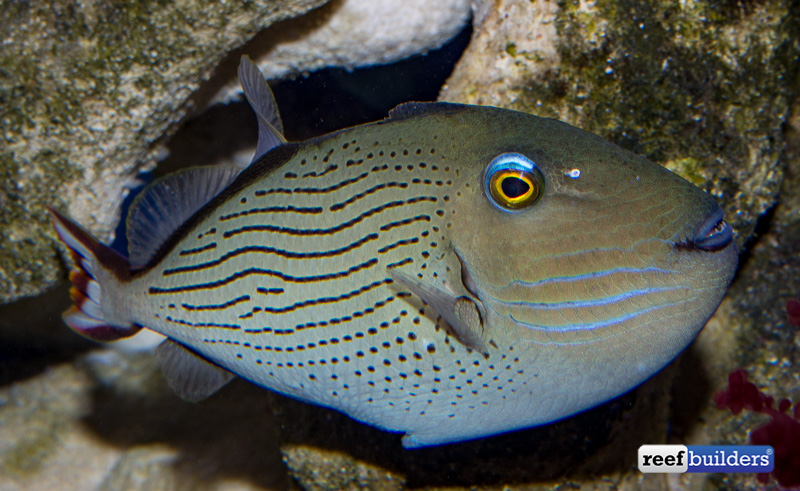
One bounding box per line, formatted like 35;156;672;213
483;153;543;211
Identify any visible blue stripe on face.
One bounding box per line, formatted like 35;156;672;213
495;286;687;311
510;301;682;333
500;267;677;290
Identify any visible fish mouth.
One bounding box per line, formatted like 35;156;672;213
679;206;734;252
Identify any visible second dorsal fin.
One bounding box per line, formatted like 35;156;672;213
126;164;241;269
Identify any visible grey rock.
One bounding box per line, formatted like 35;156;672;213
441;0;797;248
702;91;800;491
97;445;184;491
214;0;472;103
0;349;292;490
1;0;471;305
0;0;329;304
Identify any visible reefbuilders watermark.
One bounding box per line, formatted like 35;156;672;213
638;445;774;474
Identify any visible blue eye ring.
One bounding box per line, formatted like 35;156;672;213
483;153;544;212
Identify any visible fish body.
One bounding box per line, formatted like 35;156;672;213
51;57;738;448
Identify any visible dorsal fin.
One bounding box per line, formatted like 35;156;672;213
387;101;463;121
127;164;241;269
238;55;286;166
155;339;235;402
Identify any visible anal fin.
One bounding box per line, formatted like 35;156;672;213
154;339;235;402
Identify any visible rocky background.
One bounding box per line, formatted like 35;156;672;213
1;0;799;490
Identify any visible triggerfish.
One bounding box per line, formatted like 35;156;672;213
50;56;738;448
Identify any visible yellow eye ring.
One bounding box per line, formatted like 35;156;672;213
483;153;543;212
489;170;537;208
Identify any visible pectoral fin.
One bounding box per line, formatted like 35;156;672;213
155;339;236;402
389;265;489;355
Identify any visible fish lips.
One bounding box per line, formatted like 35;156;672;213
686;206;735;252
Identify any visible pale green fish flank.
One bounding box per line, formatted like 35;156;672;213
50;56;738;448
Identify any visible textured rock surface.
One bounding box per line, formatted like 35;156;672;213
0;0;329;304
441;0;796;249
700;89;800;491
213;0;472;102
2;0;799;490
0;361;118;490
0;350;292;490
1;0;470;305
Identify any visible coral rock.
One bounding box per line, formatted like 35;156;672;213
0;0;330;304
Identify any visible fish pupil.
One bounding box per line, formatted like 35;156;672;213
501;176;530;198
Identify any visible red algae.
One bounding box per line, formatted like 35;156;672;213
714;369;800;488
787;294;800;327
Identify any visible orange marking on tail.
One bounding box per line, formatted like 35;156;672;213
48;207;131;281
69;270;90;297
69;287;89;310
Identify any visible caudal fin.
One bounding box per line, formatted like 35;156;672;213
49;208;141;342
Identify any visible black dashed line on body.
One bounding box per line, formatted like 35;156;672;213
256;172;368;197
179;242;217;256
329;182;409;212
293;295;397;331
379;215;430;231
260;279;392;314
301;164;338;178
180;294;251;311
386;257;413;269
256;287;285;295
165;316;240;330
219;205;323;221
196;227;217;240
161;234;379;276
223;196;437;239
150;258;379;294
378;237;420;254
252;188;292;196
